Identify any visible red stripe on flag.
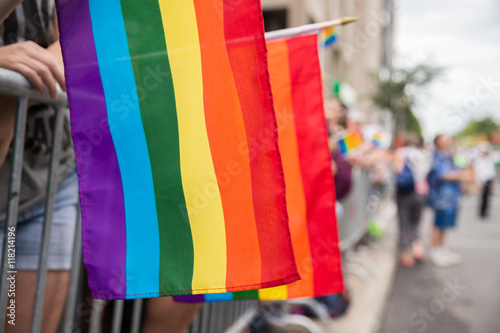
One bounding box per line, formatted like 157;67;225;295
223;0;299;287
287;35;344;295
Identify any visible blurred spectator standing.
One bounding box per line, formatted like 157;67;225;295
394;134;430;267
427;134;472;267
325;98;352;210
474;145;497;219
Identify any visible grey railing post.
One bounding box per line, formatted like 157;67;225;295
89;299;107;333
111;300;125;333
0;97;28;329
200;304;210;333
30;106;65;333
130;299;144;333
63;209;82;333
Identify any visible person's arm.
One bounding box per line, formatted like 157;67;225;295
0;11;64;168
0;12;64;99
0;0;23;23
0;38;64;163
442;170;464;182
0;40;65;99
48;12;63;65
0;39;64;167
393;150;405;174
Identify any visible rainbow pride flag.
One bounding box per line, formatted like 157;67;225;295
176;34;344;303
338;131;364;155
373;132;384;147
56;0;300;300
320;27;337;48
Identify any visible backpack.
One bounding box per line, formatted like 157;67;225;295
396;161;415;193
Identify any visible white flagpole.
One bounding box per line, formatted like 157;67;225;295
264;16;357;42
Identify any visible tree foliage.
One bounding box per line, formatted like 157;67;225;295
455;117;499;139
372;63;443;139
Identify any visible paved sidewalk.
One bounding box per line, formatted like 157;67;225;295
380;191;500;333
328;199;399;333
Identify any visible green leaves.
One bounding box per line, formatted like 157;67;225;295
372;63;443;138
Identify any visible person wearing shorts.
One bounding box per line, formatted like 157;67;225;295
0;1;76;331
427;134;469;267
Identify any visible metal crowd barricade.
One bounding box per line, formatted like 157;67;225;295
0;67;78;332
189;300;258;333
337;167;372;252
337;167;384;282
0;67;264;333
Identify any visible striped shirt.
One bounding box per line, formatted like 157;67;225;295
1;0;56;47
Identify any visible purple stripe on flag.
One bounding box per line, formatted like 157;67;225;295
56;0;127;297
174;295;205;303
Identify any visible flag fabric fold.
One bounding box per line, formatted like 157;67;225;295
56;0;299;300
176;33;344;303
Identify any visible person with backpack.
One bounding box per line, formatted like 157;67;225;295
394;134;431;267
427;134;470;267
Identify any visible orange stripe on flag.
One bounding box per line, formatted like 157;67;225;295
267;40;315;298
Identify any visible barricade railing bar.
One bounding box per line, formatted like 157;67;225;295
338;168;372;251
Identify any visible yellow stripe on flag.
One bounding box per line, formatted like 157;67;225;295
158;0;227;293
258;285;288;300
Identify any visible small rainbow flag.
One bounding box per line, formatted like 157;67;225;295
338;131;364;155
373;132;384;147
57;0;299;300
176;34;344;303
320;27;337;47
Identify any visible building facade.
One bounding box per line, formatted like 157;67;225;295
262;0;394;125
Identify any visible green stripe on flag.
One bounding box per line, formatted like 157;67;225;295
120;0;195;293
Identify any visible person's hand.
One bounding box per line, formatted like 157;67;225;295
345;154;361;167
331;159;338;175
461;168;475;182
444;169;472;182
329;137;339;153
0;41;65;99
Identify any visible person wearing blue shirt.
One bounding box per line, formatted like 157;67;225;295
427;134;469;267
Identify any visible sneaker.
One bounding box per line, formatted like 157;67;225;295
443;249;462;265
430;251;451;267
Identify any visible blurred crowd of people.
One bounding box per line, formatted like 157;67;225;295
325;95;499;270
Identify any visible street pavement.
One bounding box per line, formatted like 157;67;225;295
380;187;500;333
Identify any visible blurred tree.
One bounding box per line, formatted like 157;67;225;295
455;117;500;139
372;63;443;141
405;107;423;137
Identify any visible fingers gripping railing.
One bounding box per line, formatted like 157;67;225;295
0;67;70;333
